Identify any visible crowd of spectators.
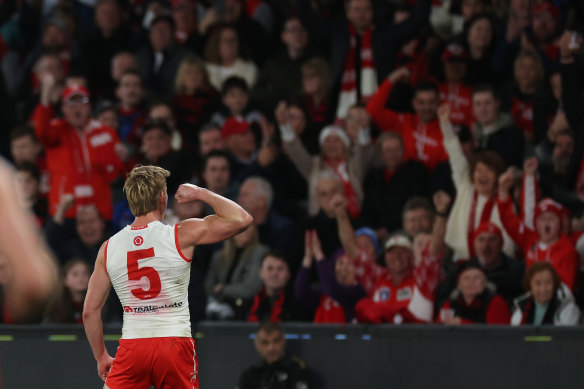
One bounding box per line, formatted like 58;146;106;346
1;0;584;327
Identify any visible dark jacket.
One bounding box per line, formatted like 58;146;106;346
436;254;525;311
360;161;429;232
257;211;300;259
474;113;526;168
546;59;584;216
237;354;313;389
246;286;309;322
79;25;134;99
251;48;313;113
136;42;191;99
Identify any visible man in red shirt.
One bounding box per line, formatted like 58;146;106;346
366;67;448;171
439;43;474;128
32;76;127;221
354;191;450;323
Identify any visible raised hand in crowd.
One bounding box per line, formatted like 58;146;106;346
257;115;279;167
387;67;411;84
40;73;58;107
345;106;371;144
114;143;131;164
523;157;538;176
309;230;325;262
559;30;582;61
498;167;517;201
437;103;451;123
302;230;314;268
198;7;220;36
433;190;452;215
302;230;325;269
53;193;75;225
275;101;288;126
330;192;347;218
430;190;451;256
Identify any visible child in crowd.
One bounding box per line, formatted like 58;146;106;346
44;259;91;324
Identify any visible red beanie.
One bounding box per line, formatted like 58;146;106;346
534;198;563;221
221;116;250;140
474;222;502;242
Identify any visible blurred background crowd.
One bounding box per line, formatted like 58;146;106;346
1;0;584;327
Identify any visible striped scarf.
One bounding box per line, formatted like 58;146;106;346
336;24;377;119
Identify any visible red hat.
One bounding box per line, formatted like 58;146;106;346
534;198;563;221
442;43;467;62
221;116;250;140
62;85;90;103
533;2;560;20
474;222;502;241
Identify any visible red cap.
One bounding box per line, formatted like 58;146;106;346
474;222;502;241
442;43;467;62
534;198;563;221
221;116;250;140
533;2;560;20
62;85;90;103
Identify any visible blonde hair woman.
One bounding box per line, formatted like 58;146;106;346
172;54;219;135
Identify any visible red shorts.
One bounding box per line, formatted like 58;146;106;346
105;337;199;389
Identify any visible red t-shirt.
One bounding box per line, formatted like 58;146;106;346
366;79;449;171
439;83;474;128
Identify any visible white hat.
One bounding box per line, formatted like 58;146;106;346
384;235;413;251
319;125;350;148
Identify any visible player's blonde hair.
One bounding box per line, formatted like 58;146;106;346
124;165;170;217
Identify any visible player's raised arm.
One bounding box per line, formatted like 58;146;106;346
82;242;114;382
175;183;253;248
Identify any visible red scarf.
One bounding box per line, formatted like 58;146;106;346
467;190;496;258
511;96;534;137
314;295;346;323
326;158;360;218
337;24;376;119
247;288;286;323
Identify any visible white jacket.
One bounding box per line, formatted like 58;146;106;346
511;283;581;326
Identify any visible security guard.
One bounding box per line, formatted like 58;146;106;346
236;322;313;389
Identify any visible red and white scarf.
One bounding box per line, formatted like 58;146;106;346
326;158;361;219
467;190;496;258
336;24;377;119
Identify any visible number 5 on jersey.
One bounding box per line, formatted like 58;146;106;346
127;248;161;300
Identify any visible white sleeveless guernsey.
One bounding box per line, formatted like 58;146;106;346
106;221;192;339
